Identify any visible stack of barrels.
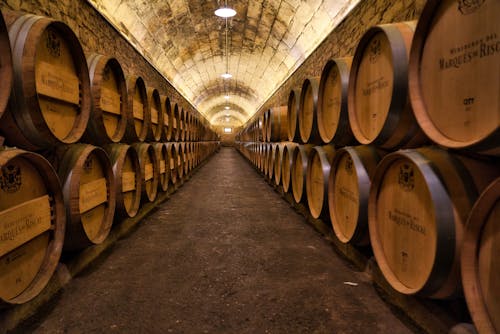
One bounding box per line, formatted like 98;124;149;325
237;1;499;332
0;9;219;307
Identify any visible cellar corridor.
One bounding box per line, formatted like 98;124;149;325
14;147;415;333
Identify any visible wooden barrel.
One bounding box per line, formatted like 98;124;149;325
306;145;336;219
0;148;65;305
162;96;173;141
348;21;428;150
181;142;189;177
0;10;12;121
55;144;116;251
1;13;91;150
317;57;356;146
178;107;185;142
299;78;322;144
131;143;158;203
328;146;383;245
104;144;141;218
409;0;500;156
273;142;287;186
281;143;298;193
266;106;288;142
266;143;277;180
147;88;163;142
287;87;301;142
172;103;180;141
175;142;185;181
153;143;169;192
124;76;150;143
368;147;499;298
166;143;178;185
462;178;500;333
83;54;127;145
291;144;314;203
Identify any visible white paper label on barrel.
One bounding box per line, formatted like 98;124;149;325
36;61;80;105
0;195;52;257
151;108;159;124
133;100;144;120
122;172;136;192
144;163;154;181
160;160;166;174
100;87;121;115
79;178;108;213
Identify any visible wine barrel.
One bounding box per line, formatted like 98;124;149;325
131;143;158;203
147;88;163;142
1;13;91;150
178;108;185;142
0;10;12;121
166;143;178;185
267;106;288;142
273;142;287;186
0;149;65;306
291;144;314;203
281;143;298;193
287;87;301;142
317;57;357;146
348;21;428;150
266;143;277;180
181;142;189;177
172;103;180;141
306;145;336;219
299;78;322;144
55;144;116;251
409;0;500;156
328;146;383;245
124;76;149;143
462;178;500;333
152;143;169;192
162;96;173;141
104;144;141;218
83;54;127;145
175;142;185;181
368;147;499;298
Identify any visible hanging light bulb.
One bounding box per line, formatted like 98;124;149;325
215;0;236;18
224;106;230;110
221;72;232;79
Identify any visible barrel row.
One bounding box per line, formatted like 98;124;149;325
0;10;218;151
236;1;499;332
237;2;499;156
0;140;219;306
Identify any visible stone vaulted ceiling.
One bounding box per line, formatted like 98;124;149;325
86;0;360;127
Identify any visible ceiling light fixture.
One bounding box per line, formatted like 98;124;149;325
215;0;236;18
224;95;230;99
225;106;230;109
220;13;232;79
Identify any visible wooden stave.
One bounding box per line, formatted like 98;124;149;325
268;106;288;142
317;57;357;146
408;0;500;156
175;142;185;181
0;9;13;122
104;143;141;218
83;54;128;145
266;143;277;180
368;148;499;298
131;142;159;203
172;103;180;142
152;142;169;192
461;178;500;334
165;143;178;185
147;88;163;142
306;145;336;219
0;148;65;306
348;22;427;150
281;143;298;193
328;145;382;245
2;13;91;151
287;87;302;142
291;144;314;204
124;76;150;143
299;78;322;144
273;142;285;186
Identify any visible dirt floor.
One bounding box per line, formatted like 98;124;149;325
12;147;419;333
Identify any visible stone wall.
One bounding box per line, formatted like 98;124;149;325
0;0;208;125
252;0;426;123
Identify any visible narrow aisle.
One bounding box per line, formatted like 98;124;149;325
18;147;415;334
